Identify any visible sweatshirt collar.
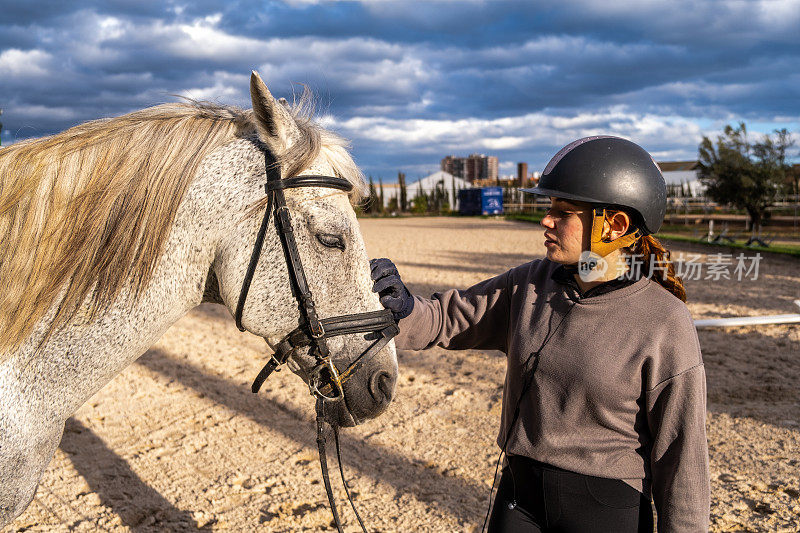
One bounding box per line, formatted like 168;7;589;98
551;263;641;299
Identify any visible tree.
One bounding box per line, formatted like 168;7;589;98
366;176;380;214
698;122;794;231
378;178;385;213
411;182;427;213
436;179;450;213
788;165;800;199
427;179;449;214
755;127;794;198
398;172;407;212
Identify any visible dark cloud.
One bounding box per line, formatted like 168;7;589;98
1;0;798;173
0;1;92;25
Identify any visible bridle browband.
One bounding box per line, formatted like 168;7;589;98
233;148;398;533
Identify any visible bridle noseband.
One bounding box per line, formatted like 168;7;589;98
233;148;398;533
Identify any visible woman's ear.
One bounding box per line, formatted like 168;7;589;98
602;211;632;241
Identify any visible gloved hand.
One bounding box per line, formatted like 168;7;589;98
370;258;414;321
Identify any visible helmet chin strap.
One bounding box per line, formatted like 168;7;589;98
589;207;641;258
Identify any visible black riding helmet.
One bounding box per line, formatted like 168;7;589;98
523;136;667;257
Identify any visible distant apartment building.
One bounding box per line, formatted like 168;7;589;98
517;162;528;186
440;155;463;179
441;153;498;183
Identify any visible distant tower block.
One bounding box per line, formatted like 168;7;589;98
517;162;528;187
442;153;498;183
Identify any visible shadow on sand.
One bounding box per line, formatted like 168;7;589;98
60;418;204;531
135;348;489;526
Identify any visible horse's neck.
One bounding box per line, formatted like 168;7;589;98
2;158;238;421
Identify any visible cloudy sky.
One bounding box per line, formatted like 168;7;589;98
1;0;799;179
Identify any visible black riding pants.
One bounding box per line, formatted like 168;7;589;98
487;455;654;533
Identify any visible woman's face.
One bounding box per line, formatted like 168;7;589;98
540;197;593;264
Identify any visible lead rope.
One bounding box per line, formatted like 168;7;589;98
316;399;344;532
316;399;369;533
333;424;369;532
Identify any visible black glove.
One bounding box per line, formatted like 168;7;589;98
370;258;414;321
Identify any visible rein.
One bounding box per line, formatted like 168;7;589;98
234;149;398;532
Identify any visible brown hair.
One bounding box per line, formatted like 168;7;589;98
627;234;687;302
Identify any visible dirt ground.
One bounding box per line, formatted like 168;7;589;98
7;216;800;532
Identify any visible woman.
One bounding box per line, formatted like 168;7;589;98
371;136;710;532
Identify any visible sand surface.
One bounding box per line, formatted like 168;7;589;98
7;216;800;532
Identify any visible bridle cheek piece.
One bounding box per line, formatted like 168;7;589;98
234;150;399;401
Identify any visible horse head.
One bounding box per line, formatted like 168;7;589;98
211;72;398;427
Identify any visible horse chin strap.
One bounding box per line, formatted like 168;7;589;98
588;207;641;259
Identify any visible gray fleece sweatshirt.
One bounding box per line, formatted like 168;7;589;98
396;258;710;532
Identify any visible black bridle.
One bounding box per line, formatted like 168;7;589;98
234;150;398;399
234;149;398;532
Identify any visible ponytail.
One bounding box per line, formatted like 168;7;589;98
627;235;687;302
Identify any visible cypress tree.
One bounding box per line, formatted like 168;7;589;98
368;176;379;214
399;172;407;212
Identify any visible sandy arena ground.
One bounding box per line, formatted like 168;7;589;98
7;216;800;532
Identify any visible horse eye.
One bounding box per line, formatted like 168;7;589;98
316;233;345;250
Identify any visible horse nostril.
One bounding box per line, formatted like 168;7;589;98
368;371;394;404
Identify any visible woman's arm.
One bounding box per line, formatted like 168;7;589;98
646;363;711;532
398;272;513;352
371;258;514;352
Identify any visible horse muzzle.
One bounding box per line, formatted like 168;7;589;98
304;342;397;427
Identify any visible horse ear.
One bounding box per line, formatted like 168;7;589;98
249;71;300;152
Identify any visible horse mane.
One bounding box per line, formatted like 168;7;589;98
0;94;364;357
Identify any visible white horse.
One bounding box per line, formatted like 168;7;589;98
0;72;398;527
